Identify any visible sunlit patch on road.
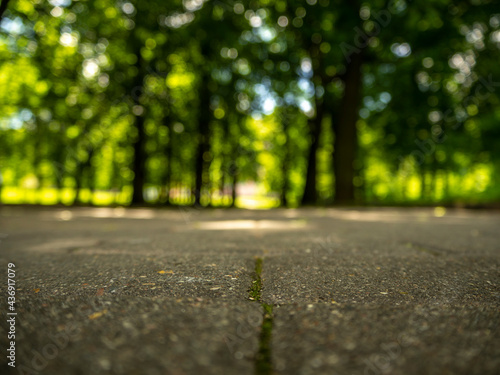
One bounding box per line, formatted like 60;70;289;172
193;220;307;231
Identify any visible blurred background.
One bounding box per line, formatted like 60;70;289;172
0;0;499;209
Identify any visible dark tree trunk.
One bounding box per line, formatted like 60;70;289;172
429;169;437;201
420;169;426;200
194;71;211;206
53;144;65;204
333;52;363;204
74;162;83;204
131;48;146;205
33;124;43;200
302;100;324;206
444;171;450;200
229;119;241;208
281;112;290;207
0;0;10;23
231;172;237;208
217;122;227;206
75;147;93;204
87;158;96;203
162;119;173;205
131;111;145;204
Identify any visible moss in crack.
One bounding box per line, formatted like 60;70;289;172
255;303;273;375
249;257;263;301
249;257;274;375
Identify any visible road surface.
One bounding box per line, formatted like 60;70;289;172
0;206;499;374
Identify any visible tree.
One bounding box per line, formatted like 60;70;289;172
0;0;10;23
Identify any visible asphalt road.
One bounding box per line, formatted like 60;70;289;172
0;206;499;374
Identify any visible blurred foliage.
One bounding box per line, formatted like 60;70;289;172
0;0;499;208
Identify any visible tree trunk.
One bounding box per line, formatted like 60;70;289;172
0;0;10;23
162;119;173;205
131;48;146;205
194;71;211;206
76;147;94;204
420;169;426;200
302;100;324;205
281;112;290;207
229;119;241;208
231;172;237;208
32;125;43;202
131;111;145;204
443;171;450;200
217;122;227;206
333;52;363;204
429;169;436;201
74;161;83;204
